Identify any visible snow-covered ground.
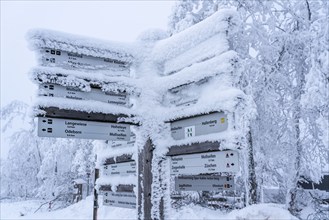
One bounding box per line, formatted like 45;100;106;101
1;197;298;220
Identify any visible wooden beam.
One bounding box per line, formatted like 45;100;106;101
104;154;134;165
93;169;99;220
167;141;220;156
138;138;153;220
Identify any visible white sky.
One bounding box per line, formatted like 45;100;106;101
0;0;176;108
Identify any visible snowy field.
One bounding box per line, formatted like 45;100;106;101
1;197;298;220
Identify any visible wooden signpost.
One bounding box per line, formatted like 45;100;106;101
171;150;239;175
28;10;244;219
38;117;131;141
170;112;228;140
40;48;130;75
103;191;136;209
99;185;136;209
40;83;129;106
103;161;136;176
175;175;234;191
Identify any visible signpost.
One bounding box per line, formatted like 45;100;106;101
174;175;234;191
110;133;136;148
99;185;136;209
40;83;129;106
165;78;208;107
170;112;228;140
28;12;245;218
38;117;130;141
103;161;136;176
103;191;137;209
170;150;239;175
40;48;130;74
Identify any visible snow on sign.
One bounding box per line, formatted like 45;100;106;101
111;133;136;148
170;112;228;140
40;83;129;106
175;175;234;192
40;48;130;73
103;161;136;176
38;117;130;141
103;191;136;209
171;150;239;175
165;78;208;107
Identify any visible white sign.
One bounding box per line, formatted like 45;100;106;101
103;161;136;176
38;117;130;141
40;48;130;74
175;175;234;191
103;191;136;209
110;133;136;148
40;83;129;106
171;150;239;175
170;112;228;140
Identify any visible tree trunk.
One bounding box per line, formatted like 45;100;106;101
247;129;258;205
288;57;307;215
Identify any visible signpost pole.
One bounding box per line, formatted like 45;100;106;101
138;138;153;220
93;169;99;220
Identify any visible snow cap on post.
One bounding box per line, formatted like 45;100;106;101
151;8;239;65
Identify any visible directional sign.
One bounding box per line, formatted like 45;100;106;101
170;112;228;140
172;98;198;107
103;191;136;209
164;78;208;107
39;83;129;106
40;48;130;74
110;133;136;148
171;150;239;175
175;175;234;192
103;161;136;176
38;117;130;141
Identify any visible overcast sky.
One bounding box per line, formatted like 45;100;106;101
0;0;175;108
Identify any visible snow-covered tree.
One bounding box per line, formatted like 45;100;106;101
1;101;95;203
168;0;329;214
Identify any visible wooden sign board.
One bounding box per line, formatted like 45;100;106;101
38;117;130;141
103;161;136;176
40;48;130;74
110;133;136;148
171;150;239;175
40;83;129;106
175;175;234;191
165;78;208;107
170;112;228;140
103;191;136;209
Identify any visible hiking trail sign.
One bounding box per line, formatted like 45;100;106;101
38;117;130;141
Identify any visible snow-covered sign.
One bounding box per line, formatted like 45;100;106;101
110;133;136;148
171;150;239;175
40;48;130;73
170;112;228;140
175;175;234;191
38;117;130;141
39;83;129;106
103;191;136;209
164;78;208;107
103;161;136;176
27;29;134;76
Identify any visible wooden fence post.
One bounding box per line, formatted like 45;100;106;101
93;169;99;220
